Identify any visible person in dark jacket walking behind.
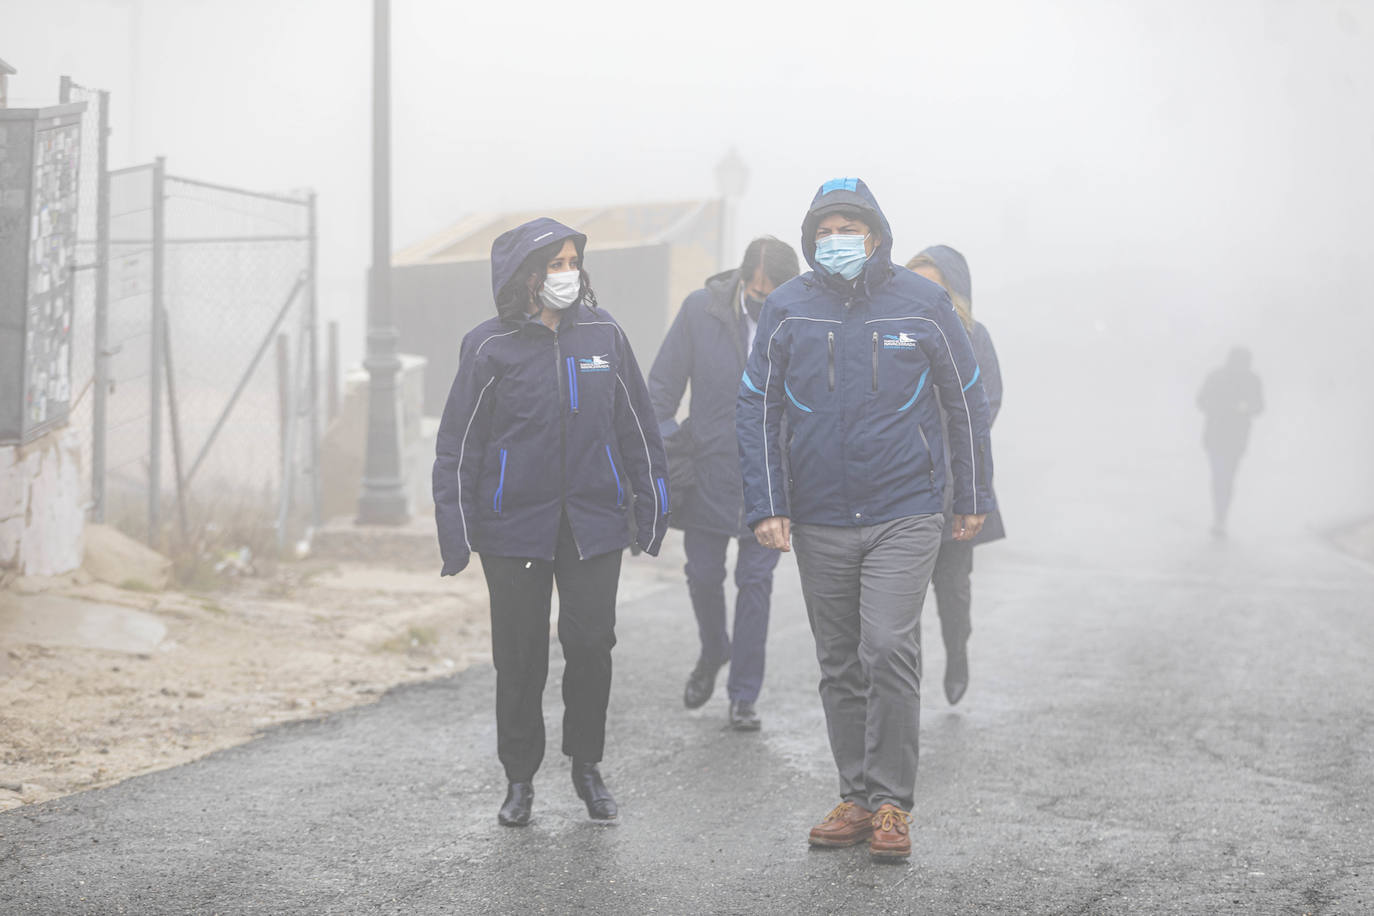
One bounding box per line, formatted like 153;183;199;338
905;246;1005;707
649;237;801;731
738;179;995;862
433;217;670;828
1197;346;1263;537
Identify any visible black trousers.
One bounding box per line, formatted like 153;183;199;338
479;514;622;783
931;538;974;654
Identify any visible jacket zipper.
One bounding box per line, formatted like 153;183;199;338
605;444;624;507
827;331;836;391
918;423;936;488
565;356;580;413
871;331;879;391
493;448;507;513
553;331;584;559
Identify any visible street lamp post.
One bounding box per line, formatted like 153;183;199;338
714;147;749;271
356;0;409;525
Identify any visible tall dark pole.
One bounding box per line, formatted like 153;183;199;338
357;0;410;525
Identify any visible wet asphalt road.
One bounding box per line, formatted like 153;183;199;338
4;332;1374;916
3;511;1372;915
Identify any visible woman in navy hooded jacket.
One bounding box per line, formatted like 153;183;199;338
432;217;669;828
906;246;1005;708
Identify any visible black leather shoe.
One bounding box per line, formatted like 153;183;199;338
729;699;761;731
498;781;533;827
571;761;618;821
683;655;728;709
944;642;969;706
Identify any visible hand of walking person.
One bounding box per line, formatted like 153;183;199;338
952;514;986;541
754;516;791;552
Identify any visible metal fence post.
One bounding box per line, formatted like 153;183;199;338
276;332;290;463
327;320;340;423
92;89;111;523
307;191;321;530
149;156;165;543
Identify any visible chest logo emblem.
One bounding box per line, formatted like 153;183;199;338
578;355;611;372
883;332;918;349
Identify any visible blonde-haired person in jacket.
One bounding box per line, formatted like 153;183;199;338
905;245;1004;706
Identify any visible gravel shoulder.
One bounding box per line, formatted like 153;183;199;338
0;559;497;809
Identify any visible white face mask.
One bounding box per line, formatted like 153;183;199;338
540;269;581;311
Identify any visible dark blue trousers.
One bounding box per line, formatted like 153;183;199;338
682;528;780;703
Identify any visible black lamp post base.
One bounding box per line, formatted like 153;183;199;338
356;485;410;526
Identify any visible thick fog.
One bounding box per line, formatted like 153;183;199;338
5;0;1371;533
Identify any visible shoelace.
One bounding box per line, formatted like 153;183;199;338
872;807;911;833
822;802;860;823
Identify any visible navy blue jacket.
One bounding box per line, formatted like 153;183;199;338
433;219;669;575
939;321;1006;544
648;270;754;537
915;245;1006;545
737;179;995;528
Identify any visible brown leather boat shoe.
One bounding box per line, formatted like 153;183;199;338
868;804;912;861
808;801;873;847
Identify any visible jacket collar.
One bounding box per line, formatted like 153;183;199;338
703;269;741;326
505;303;585;334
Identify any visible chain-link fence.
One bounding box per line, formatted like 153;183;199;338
159;173;318;549
63;74;319;553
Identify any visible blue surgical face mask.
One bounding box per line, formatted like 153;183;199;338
814;234;870;280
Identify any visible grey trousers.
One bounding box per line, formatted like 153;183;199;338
792;514;944;812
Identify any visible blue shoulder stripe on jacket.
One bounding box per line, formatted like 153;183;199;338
899;368;930;411
961;364;981;392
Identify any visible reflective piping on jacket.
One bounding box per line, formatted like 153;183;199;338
758;316;842;518
616;373;662;545
865;316;980;514
961;364;981;393
475;329;518;357
456;375;497;550
898;368;930;412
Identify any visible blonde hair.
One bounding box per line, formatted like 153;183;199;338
905;254;974;333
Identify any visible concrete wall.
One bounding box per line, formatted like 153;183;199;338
0;424;85;576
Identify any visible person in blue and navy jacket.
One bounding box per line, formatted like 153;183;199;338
432;217;669;828
737;178;995;862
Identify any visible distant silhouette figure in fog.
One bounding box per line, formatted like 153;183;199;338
1197;347;1263;537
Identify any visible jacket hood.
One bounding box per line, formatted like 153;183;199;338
703;269;740;315
489;217;587;304
800;177;895;291
915;245;971;304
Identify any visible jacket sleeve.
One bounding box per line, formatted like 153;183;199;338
647;297;694;438
922;296;995;517
612;324;670;556
973;323;1004;426
432;332;495;576
736;300;789;527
